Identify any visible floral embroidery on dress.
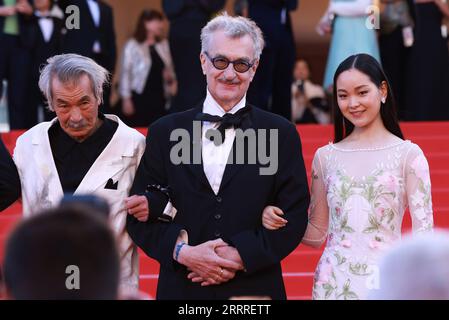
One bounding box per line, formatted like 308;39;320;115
310;141;433;299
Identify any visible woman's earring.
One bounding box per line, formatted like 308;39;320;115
381;97;386;104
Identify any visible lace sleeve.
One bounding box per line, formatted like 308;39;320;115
302;149;330;248
404;144;434;234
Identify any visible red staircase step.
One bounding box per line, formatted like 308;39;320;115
283;273;314;299
0;214;21;234
281;251;321;273
139;275;158;298
137;274;314;300
139;256;160;274
0;202;22;216
400;122;449;136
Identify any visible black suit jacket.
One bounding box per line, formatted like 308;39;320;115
0;137;20;211
22;15;64;76
58;0;116;73
248;0;297;39
127;104;310;299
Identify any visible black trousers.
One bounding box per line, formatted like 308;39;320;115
0;34;31;129
168;20;207;113
379;27;410;120
247;27;295;120
92;53;114;115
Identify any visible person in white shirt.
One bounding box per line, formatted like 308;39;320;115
58;0;116;114
26;0;64;126
291;59;330;124
14;53;145;295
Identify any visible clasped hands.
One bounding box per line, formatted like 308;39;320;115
176;239;245;287
124;196;245;286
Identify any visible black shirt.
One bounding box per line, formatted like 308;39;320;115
49;114;118;193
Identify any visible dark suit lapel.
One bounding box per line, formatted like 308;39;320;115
34;16;46;44
99;1;107;30
218;105;255;193
80;0;96;30
49;17;60;43
184;105;213;192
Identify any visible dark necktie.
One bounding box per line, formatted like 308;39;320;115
195;105;252;144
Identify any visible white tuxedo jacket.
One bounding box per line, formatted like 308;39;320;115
13;114;146;292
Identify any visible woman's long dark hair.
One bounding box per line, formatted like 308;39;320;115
133;9;164;43
332;53;404;142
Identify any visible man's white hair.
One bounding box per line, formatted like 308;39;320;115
200;12;265;60
369;230;449;300
39;53;110;111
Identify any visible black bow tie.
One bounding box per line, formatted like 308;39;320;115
195;105;252;144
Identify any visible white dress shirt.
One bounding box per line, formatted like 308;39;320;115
202;89;246;195
171;91;246;250
86;0;101;53
35;11;53;43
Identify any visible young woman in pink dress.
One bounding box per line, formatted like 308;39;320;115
262;53;434;300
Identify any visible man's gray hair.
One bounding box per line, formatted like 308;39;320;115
200;12;265;60
39;53;110;111
369;230;449;300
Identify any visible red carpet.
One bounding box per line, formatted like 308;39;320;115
1;121;448;299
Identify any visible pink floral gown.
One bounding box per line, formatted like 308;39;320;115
305;140;434;300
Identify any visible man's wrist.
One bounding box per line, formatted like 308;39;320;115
174;242;186;262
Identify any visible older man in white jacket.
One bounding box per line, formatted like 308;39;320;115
13;54;146;295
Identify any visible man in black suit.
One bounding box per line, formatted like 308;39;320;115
126;14;310;300
58;0;116;113
0;0;33;129
162;0;225;113
25;0;64;126
0;137;20;211
247;0;298;120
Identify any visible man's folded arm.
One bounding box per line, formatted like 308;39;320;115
129;124;170;221
230;124;310;274
126;122;182;271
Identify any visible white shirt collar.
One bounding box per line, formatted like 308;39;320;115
203;88;246;117
86;0;101;27
35;10;51;18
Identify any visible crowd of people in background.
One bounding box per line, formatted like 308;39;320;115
0;0;448;130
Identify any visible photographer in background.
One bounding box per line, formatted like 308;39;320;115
291;59;330;124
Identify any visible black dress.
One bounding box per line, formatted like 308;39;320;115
405;3;449;121
378;0;415;120
125;45;166;128
379;26;411;120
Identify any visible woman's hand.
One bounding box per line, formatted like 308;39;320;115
262;206;287;230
